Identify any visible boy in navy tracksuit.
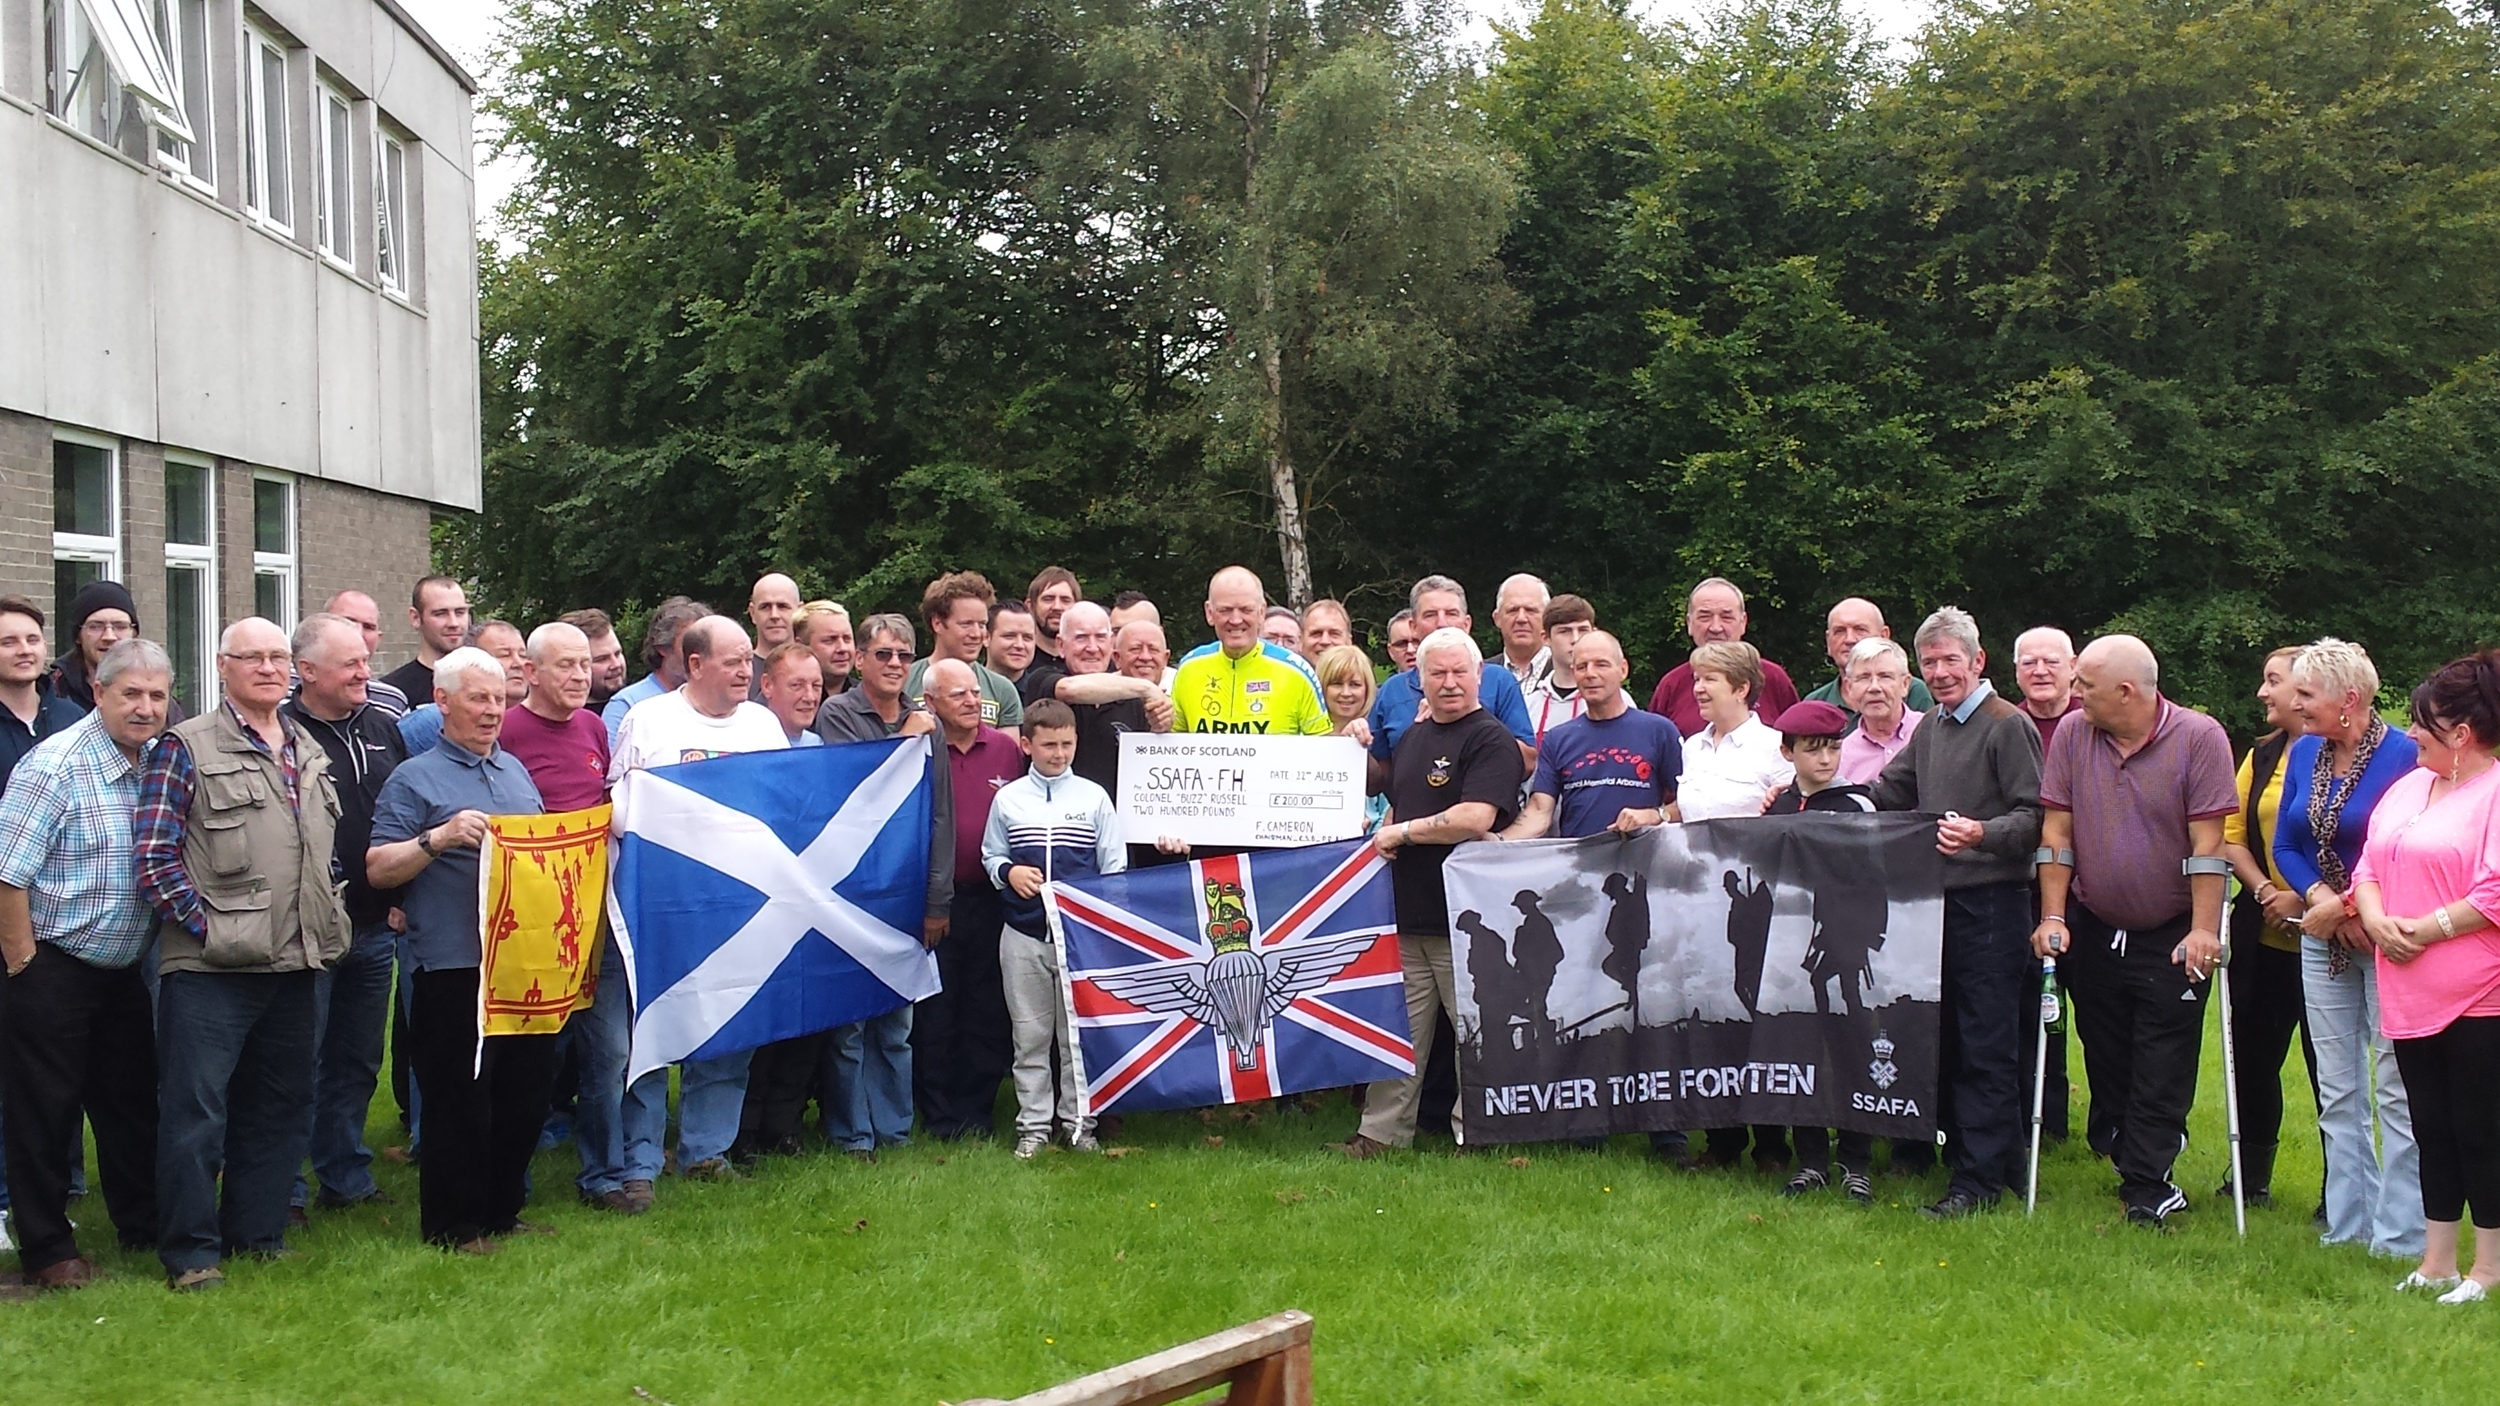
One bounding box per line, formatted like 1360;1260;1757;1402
982;700;1125;1159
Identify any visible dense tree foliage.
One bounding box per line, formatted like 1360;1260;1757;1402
463;0;2500;726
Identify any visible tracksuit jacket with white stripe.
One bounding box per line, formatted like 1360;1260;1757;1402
981;767;1126;938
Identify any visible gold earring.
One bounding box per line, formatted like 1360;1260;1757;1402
2338;711;2350;730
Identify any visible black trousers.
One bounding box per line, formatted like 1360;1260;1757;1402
409;967;560;1246
2392;1016;2500;1228
2063;904;2210;1209
741;1033;834;1154
2221;936;2317;1194
0;945;157;1273
1936;882;2032;1198
1794;1127;1873;1174
911;882;1011;1138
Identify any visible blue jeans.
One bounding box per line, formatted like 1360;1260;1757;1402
822;1007;914;1150
395;930;425;1156
622;1050;753;1179
569;936;632;1196
155;969;319;1273
2304;937;2424;1257
292;924;396;1207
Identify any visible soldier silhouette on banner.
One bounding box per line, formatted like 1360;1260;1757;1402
1458;910;1530;1051
1508;890;1564;1045
1724;867;1774;1018
1600;872;1649;1026
1803;885;1887;1016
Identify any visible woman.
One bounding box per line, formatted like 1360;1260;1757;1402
1315;644;1387;833
1674;642;1791;822
2352;652;2500;1303
794;600;855;698
2219;646;2323;1211
2276;638;2423;1259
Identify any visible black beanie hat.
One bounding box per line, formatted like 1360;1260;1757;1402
65;580;139;637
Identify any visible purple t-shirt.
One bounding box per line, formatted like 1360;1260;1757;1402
499;704;613;812
2040;698;2238;929
947;725;1028;882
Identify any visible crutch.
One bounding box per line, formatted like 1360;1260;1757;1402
2027;956;2056;1216
2185;855;2247;1238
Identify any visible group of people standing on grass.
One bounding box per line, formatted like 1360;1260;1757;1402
0;562;2495;1308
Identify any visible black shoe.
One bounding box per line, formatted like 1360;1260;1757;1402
2127;1185;2190;1228
1919;1188;1999;1220
2214;1180;2273;1210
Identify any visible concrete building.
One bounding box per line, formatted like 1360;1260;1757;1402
1;0;477;712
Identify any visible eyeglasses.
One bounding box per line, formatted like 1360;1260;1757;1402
868;648;911;663
82;619;135;637
221;651;292;669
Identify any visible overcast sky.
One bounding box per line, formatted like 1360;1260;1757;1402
396;0;1939;236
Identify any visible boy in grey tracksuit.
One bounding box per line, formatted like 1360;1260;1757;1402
981;700;1125;1157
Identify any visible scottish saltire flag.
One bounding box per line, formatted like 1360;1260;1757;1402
608;739;939;1082
1052;839;1411;1115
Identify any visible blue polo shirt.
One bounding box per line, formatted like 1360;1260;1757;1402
369;735;544;970
1367;662;1534;761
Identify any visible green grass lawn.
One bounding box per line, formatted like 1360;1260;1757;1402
3;1027;2492;1403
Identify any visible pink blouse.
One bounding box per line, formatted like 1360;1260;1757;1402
2353;763;2500;1040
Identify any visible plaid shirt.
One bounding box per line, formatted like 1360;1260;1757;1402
0;712;153;967
135;703;304;939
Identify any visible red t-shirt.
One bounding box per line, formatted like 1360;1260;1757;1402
947;725;1028;881
500;703;613;812
1646;656;1801;738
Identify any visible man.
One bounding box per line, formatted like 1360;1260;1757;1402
1261;606;1303;652
0;597;81;796
1502;632;1681;842
401;619;527;757
281;614;407;1219
2013;626;2082;751
1645;578;1802;737
1027;566;1081;667
2034;635;2236;1228
987;601;1049;706
910;658;1024;1141
366;648;555;1253
1492;574;1552;690
563;608;628;714
137;618;352;1289
1107;592;1159;635
796;600;855;698
1868;607;2043;1218
1367;577;1535;769
1054;602;1174;794
815;614;955;1160
1300;599;1353;661
496;623;630;1211
1173;567;1335;738
44;580;139;715
322;591;412;718
380;576;472;706
0;639;169;1294
598;595;709;749
1802;599;1935;719
1835;638;1923;785
756;642;826;747
1342;629;1525;1157
1116;618;1173;690
1384;609;1421;675
747;573;801;652
907;572;1024;728
612;618;788;1189
1522;594;1597;745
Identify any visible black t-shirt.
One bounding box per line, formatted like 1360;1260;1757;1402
1764;781;1874;815
1071;696;1148;798
378;658;435;709
1386;708;1525;937
1017;654;1070;709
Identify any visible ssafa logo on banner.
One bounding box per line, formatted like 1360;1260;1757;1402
1051;839;1413;1115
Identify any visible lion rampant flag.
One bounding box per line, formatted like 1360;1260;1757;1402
477;804;612;1038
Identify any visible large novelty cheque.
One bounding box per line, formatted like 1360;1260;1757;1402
1442;813;1945;1146
1114;733;1368;849
1051;839;1412;1114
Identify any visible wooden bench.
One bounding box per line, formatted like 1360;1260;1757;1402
958;1309;1314;1406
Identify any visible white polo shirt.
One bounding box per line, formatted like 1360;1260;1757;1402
1677;714;1794;821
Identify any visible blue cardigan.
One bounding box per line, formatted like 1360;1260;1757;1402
2273;729;2420;895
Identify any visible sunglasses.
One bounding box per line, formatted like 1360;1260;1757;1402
869;648;911;663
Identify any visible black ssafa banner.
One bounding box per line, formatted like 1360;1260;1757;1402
1440;814;1943;1145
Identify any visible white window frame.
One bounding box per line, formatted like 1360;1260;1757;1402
162;454;219;712
376;131;410;297
51;430;123;605
48;0;194;148
48;0;129;145
241;24;290;235
150;0;214;190
251;471;297;631
315;81;354;268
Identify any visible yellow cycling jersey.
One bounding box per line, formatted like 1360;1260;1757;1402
1170;641;1335;736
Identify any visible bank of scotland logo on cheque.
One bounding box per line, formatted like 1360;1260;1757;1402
1052;839;1413;1114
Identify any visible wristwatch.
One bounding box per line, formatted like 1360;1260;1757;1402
416;828;438;858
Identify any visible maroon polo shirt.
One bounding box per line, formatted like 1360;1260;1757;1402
947;724;1027;882
1646;656;1801;738
500;702;613;812
2039;698;2238;929
2024;697;2080;753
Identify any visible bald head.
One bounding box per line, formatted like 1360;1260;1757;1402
1063;600;1116;674
1116;619;1168;683
2074;634;2161;735
523;621;592;715
1206;566;1266;656
2013;626;2079;717
749;572;801;648
1569;629;1632;712
2080;634;2157;687
924;656;983;739
1824;597;1889;671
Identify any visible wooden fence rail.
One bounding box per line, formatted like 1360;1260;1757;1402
958;1309;1314;1406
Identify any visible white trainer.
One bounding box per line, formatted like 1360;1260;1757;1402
1013;1134;1047;1161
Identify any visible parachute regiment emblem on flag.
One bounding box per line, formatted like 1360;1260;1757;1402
1869;1029;1898;1091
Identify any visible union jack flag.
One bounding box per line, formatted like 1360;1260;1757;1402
1051;839;1413;1115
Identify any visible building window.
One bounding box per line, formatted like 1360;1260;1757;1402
317;84;353;267
52;435;122;632
150;0;212;186
46;0;193;151
242;26;290;233
252;473;297;629
377;133;410;296
164;458;217;715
